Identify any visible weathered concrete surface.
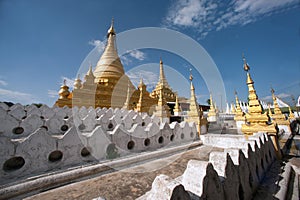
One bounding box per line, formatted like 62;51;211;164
24;146;222;200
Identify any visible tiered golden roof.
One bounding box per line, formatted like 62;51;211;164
150;58;176;102
270;88;290;126
241;56;277;135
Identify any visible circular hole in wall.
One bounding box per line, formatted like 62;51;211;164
181;133;185;139
108;123;114;130
170;134;175;141
40;116;45;120
141;122;145;126
12;127;24;135
144;138;150;146
48;150;63;162
81;147;91;157
78;124;86;131
190;132;194;138
158;136;164;144
41;126;48;131
64;116;69;119
3;157;25;172
127;141;135;150
61;125;69;132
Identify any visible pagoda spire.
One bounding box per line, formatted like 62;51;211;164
173;94;181;116
94;19;125;82
123;80;131;110
186;70;207;134
270;87;290;127
153;86;170;123
158;58;169;88
234;91;245;121
84;65;95;84
207;93;217;122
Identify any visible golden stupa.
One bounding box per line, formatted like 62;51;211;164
55;20;177;114
241;56;277;135
233;91;245;121
150;58;176;102
186;72;207;134
270;88;290;126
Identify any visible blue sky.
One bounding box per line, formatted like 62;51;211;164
0;0;299;110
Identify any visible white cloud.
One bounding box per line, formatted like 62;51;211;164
127;70;158;89
0;88;37;104
88;39;106;52
261;92;291;101
164;0;299;38
121;49;146;65
0;80;8;86
48;90;58;98
129;50;146;61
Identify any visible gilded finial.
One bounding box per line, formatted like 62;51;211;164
271;87;275;94
160;57;163;64
107;17;115;37
243;53;250;71
63;79;67;86
189;68;193;81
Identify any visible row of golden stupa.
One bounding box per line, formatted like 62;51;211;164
55;20;294;146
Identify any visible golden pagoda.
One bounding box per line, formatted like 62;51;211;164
207;93;217;122
240;56;281;158
241;56;277;135
270;88;290;127
186;72;207;134
150;58;176;102
55;79;72;107
153;87;171;123
233;91;245;121
56;20;166;110
173;95;181;116
288;106;295;121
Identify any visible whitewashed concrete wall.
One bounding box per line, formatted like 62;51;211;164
0;103;198;185
139;133;278;200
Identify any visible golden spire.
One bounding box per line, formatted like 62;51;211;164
288;106;295;120
207;93;216;117
73;74;82;90
241;55;277;137
158;57;169;88
234;91;244;121
84;65;95;84
107;18;115;37
186;72;205;134
94;19;124;82
271;88;289;125
173;94;181;115
153;86;170;123
123;80;131;110
58;79;70;100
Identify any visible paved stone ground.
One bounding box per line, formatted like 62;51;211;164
25;145;221;200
